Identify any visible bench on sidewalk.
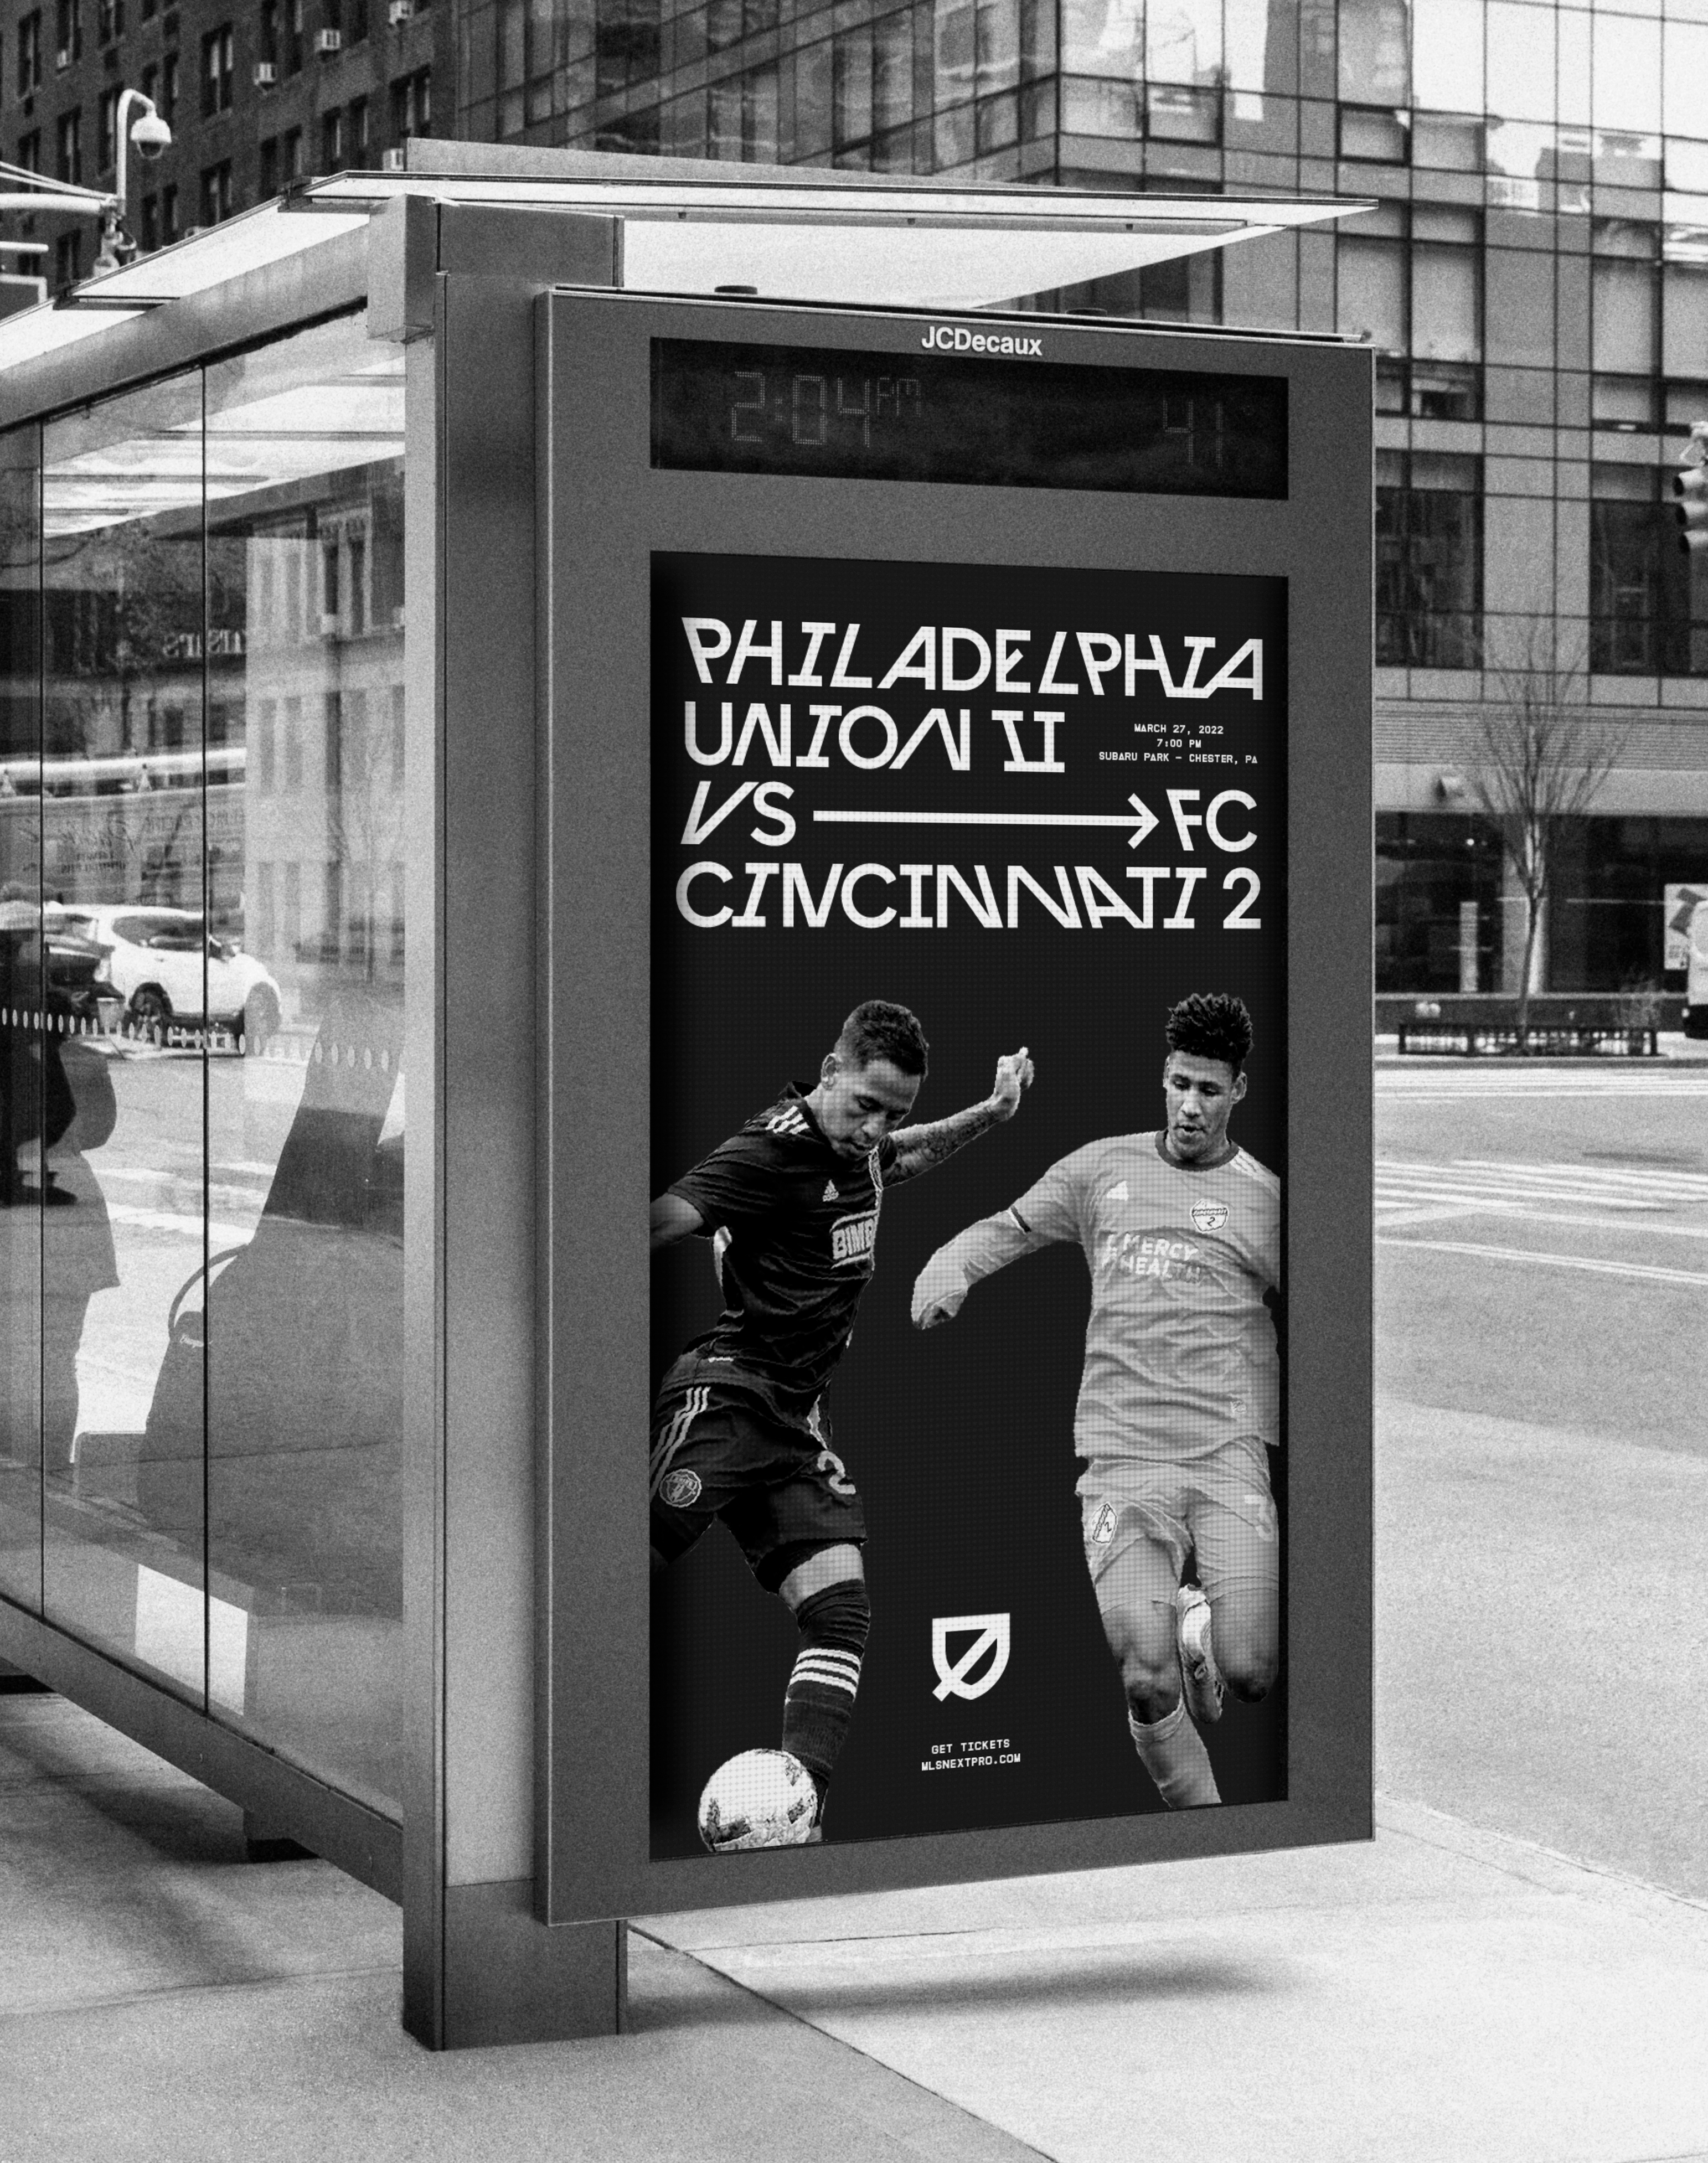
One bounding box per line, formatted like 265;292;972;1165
1375;991;1683;1057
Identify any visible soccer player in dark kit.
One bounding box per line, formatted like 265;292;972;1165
911;993;1280;1812
650;1000;1034;1845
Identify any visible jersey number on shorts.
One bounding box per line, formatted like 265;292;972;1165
816;1447;857;1497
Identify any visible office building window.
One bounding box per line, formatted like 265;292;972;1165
139;191;157;250
284;0;303;75
161;181;178;240
98;84;118;171
390;66;432;140
593;0;659;100
322;105;343;167
161;51;178;123
199;158;233;223
17;128;40;172
55;106;80;183
96;0;121;42
1338;203;1482;420
347;95;368;161
54;0;81;67
1376;450;1483;670
259;135;278;197
202;23;234;113
348;0;367;39
1591;464;1706;678
54;228;82;285
1339;103;1406;161
1592;220;1658;430
17;11;40;93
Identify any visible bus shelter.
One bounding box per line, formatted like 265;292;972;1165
0;143;1371;2050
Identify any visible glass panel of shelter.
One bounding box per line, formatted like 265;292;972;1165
0;423;43;1609
38;369;209;1699
0;317;406;1815
200;317;406;1813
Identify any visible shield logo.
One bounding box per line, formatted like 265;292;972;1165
659;1468;703;1508
1191;1200;1229;1232
931;1613;1011;1702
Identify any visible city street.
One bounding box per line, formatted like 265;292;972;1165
1375;1056;1708;1897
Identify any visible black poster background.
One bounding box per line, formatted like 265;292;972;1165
649;551;1287;1859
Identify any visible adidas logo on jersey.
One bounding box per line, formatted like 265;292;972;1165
823;1180;839;1201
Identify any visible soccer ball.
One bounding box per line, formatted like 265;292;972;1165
697;1748;818;1853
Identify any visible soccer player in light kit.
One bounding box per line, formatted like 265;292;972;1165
911;993;1279;1811
650;1000;1034;1845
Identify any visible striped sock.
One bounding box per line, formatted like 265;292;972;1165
780;1579;870;1797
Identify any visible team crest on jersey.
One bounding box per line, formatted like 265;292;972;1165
830;1209;879;1267
659;1468;703;1508
1087;1500;1119;1546
1191;1200;1230;1232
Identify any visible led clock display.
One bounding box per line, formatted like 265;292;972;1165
652;338;1288;498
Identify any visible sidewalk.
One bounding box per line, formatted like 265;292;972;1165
3;1686;1705;2163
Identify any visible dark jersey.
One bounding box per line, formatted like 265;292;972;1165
665;1085;898;1424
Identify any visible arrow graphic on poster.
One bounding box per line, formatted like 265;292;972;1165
814;794;1162;849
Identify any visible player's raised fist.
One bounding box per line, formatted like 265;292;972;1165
990;1047;1034;1118
911;1251;968;1329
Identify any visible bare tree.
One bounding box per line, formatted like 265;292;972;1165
1463;623;1628;1050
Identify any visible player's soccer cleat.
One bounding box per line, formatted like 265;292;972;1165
1175;1584;1225;1726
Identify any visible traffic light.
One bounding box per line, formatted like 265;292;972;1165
1675;424;1708;556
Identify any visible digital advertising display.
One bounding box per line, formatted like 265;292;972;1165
538;290;1371;1921
649;550;1287;1857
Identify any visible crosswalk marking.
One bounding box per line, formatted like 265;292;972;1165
1456;1157;1708;1196
1378;1236;1708;1291
1378;1158;1708;1219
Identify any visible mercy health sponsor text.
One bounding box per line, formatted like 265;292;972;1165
670;612;1269;937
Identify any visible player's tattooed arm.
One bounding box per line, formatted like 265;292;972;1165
650;1191;706;1251
886;1047;1035;1186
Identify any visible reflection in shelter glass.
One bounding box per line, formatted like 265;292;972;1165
39;370;209;1696
0;317;406;1814
0;425;43;1607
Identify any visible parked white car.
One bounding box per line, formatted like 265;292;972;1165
44;904;282;1047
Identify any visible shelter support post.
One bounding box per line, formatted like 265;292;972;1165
388;200;627;2050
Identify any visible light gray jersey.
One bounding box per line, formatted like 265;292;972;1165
1008;1131;1281;1462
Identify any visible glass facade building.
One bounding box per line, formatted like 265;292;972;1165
457;0;1708;990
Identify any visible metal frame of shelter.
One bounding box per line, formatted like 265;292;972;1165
0;143;1369;2050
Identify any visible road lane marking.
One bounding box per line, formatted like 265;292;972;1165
1377;1235;1708;1289
1379;1070;1708;1098
1379;1180;1664;1212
